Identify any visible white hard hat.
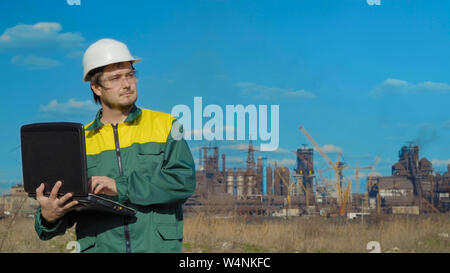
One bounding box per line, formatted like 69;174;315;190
82;38;141;82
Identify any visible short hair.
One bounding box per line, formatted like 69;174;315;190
87;62;136;105
88;66;104;105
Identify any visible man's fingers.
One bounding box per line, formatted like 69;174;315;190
35;183;45;199
90;177;106;193
89;176;117;196
90;182;97;193
94;184;104;195
49;181;62;200
62;200;79;211
58;192;73;206
90;178;98;193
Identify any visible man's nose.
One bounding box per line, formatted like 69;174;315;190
121;77;132;88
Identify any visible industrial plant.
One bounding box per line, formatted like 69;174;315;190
184;126;450;218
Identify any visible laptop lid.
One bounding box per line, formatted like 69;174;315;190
21;122;89;197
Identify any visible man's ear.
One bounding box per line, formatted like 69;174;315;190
91;83;102;97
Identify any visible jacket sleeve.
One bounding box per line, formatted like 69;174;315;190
116;120;196;206
34;207;77;241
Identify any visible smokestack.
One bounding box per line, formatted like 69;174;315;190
267;165;273;195
262;157;267;196
222;153;226;175
203;147;207;172
237;168;244;199
214;147;219;171
227;169;234;195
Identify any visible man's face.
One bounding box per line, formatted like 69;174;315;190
93;62;138;111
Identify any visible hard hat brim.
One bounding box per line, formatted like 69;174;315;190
83;58;141;82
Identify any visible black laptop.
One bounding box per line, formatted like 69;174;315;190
20;122;136;217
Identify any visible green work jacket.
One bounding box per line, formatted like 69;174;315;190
34;105;196;252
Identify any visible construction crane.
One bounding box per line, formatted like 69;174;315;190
340;178;352;216
322;162;347;197
299;126;344;209
351;163;373;194
323;152;348;185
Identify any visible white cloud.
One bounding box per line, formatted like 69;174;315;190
383;78;409;87
40;98;98;116
0;22;85;69
226;157;245;163
11;55;62;69
33;22;62;33
184;128;204;139
236;82;315;100
431;159;450;166
221;143;261;151
0;22;84;51
346;171;383;181
268;158;296;167
284;89;315;98
220;143;292;154
417;81;450;92
371;78;450;96
318;144;343;154
267;147;293;154
183;125;236;140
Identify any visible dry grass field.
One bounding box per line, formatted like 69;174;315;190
0;213;449;253
183;212;450;253
0;216;76;253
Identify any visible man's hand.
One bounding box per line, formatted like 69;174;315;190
36;181;79;223
89;176;118;196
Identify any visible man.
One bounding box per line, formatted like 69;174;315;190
34;38;196;253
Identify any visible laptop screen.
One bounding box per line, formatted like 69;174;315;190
21;122;88;197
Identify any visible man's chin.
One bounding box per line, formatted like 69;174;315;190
108;98;137;111
121;95;137;106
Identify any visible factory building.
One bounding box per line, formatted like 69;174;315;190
370;145;450;213
186;141;450;216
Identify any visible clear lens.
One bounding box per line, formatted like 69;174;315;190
100;70;137;88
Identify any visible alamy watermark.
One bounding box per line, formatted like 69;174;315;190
170;97;279;151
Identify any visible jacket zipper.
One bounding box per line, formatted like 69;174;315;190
112;123;131;253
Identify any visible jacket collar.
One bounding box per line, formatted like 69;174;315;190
86;104;142;131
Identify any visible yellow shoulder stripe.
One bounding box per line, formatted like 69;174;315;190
85;109;175;156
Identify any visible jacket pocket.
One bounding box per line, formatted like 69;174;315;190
78;236;96;253
154;224;183;253
156;224;183;240
137;143;166;173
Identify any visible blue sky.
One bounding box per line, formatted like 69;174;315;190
1;0;449;194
